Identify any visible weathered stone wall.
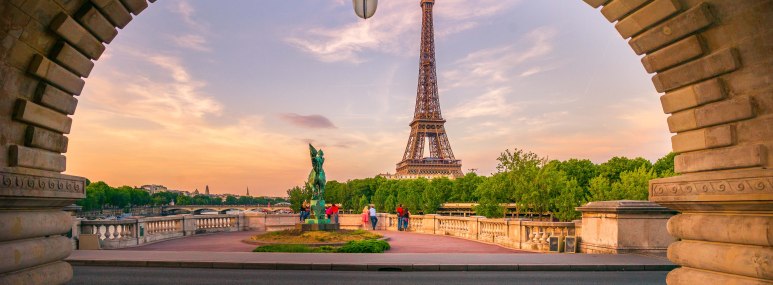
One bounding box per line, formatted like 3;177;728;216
0;0;770;284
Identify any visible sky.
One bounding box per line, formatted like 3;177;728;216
65;0;672;196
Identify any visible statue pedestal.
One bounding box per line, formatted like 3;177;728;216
297;221;340;231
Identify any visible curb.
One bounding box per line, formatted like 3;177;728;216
67;259;677;272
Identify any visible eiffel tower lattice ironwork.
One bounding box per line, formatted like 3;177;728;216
395;0;462;179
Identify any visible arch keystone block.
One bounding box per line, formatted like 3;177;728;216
36;84;78;115
615;0;681;39
9;145;67;172
120;0;149;15
91;0;132;29
652;48;739;93
601;0;649;22
52;42;94;78
674;144;767;173
583;0;610;9
671;125;734;153
28;54;85;95
14;99;73;134
50;13;105;60
78;7;118;43
26;126;69;153
629;3;713;55
667;97;754;133
641;35;704;74
660;78;725;114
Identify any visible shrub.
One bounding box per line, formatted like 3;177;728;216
336;239;390;253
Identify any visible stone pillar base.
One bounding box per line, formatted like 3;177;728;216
650;168;773;283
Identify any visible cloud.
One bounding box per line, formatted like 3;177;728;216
285;0;521;63
443;26;556;87
279;113;337;129
447;87;518;119
170;1;211;52
172;34;211;52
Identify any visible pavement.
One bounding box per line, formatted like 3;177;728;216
68;267;671;285
67;230;676;272
119;230;526;254
66;251;675;271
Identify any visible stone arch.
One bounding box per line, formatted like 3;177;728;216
0;0;770;284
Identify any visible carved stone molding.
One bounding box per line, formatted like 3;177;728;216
651;176;773;197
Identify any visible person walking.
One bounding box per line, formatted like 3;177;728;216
396;204;405;231
369;205;378;230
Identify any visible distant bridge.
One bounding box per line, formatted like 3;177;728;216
163;205;292;214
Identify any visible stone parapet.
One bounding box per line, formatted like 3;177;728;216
577;200;677;254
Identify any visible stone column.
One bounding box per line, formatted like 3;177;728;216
422;214;438;234
576;200;677;255
650;170;773;284
0;169;85;284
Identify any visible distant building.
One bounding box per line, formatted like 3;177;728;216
205;185;210;195
139;184;168;195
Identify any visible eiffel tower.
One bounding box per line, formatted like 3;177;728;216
395;0;462;179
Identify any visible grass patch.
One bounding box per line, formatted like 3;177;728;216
252;240;390;253
252;244;335;253
250;229;382;244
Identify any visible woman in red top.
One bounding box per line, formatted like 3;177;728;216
330;204;340;224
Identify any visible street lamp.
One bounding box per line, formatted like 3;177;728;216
352;0;378;19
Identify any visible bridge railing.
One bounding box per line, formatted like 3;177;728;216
77;214;244;249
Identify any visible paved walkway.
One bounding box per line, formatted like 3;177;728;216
67;251;675;271
121;230;526;254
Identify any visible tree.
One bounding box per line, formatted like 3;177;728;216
612;166;658;200
423;177;452;214
224;195;238;205
554;159;598;190
450;172;484;202
598;157;652;182
286;186;311;212
653;152;677;178
474;173;508;218
588;176;615;201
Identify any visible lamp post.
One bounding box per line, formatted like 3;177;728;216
352;0;378;19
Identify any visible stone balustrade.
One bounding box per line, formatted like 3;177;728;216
77;214;243;249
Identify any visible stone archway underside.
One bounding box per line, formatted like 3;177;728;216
0;0;770;284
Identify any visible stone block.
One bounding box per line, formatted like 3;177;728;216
77;7;117;43
652;48;740;92
52;0;88;15
14;99;72;134
668;240;773;280
674;144;766;173
583;0;610;9
615;0;681;39
52;42;93;78
0;235;71;273
667;97;754;133
0;261;73;285
629;3;713;55
641;35;703;73
576;201;676;254
17;0;64;31
667;267;772;285
667;214;773;247
0;210;71;242
9;144;67;172
6;36;40;71
660;78;725;114
26;126;69;153
50;13;105;60
671;125;734;153
600;0;649;22
120;0;148;15
91;0;132;29
736;116;773;144
19;15;58;55
36;83;78;115
28;55;84;95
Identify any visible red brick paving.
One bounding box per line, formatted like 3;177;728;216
124;230;529;254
